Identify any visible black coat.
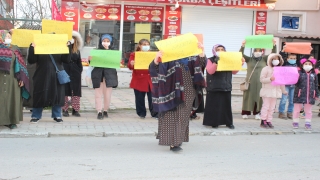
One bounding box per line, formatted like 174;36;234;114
27;45;71;108
206;56;232;92
63;50;83;96
294;70;320;105
91;67;118;88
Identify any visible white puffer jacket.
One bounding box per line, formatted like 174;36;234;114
259;53;287;98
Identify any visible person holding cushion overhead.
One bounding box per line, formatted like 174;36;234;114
128;39;158;119
278;46;297;120
203;44;243;129
259;53;287;129
28;34;72;124
91;34;118;120
149;43;206;152
240;39;276;120
292;58;319;130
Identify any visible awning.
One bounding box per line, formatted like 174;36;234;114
281;35;320;40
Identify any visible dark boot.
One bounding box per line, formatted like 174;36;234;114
62;110;69;117
260;120;269;128
267;122;274;129
97;112;104;120
72;109;81;117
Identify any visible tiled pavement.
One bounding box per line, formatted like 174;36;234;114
1;87;320;137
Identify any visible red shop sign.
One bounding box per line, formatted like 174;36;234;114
61;0;79;31
255;11;267;35
125;0;271;9
80;4;121;21
163;5;181;37
124;5;164;22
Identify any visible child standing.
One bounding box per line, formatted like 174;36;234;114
260;54;287;128
292;58;319;130
278;47;297;120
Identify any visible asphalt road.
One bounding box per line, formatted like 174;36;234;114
1;135;320;180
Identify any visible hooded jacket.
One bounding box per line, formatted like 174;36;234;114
63;31;84;96
260;53;287;98
293;60;320;105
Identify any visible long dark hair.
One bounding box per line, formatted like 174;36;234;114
136;39;150;51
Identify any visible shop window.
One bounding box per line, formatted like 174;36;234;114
281;16;299;29
278;11;306;34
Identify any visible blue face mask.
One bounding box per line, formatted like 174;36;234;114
287;59;296;64
141;45;150;52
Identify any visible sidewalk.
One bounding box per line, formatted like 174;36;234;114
1;110;319;137
74;87;320;113
1;87;318;138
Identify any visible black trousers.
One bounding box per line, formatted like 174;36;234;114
134;89;158;118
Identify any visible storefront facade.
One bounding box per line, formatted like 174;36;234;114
266;0;320;59
60;0;273;86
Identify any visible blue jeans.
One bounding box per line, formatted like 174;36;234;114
278;86;295;113
31;105;62;119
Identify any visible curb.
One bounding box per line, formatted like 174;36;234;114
1;130;319;138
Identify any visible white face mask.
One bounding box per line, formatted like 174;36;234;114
272;60;280;66
102;42;110;47
216;52;220;57
4;39;11;44
303;65;313;72
141;45;150;52
254;52;262;57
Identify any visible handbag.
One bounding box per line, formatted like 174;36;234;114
240;60;259;91
49;55;71;84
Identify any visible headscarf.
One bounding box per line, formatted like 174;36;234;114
212;44;226;57
0;30;30;99
252;48;265;61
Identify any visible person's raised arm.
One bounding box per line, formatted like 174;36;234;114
27;43;38;64
239;40;250;62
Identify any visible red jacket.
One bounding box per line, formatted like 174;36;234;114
128;52;152;92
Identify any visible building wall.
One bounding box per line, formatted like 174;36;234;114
266;0;320;37
273;0;319;11
266;10;320;37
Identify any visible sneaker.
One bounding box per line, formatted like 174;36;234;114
242;115;248;119
266;122;274;129
170;146;183;152
292;122;299;129
53;118;63;123
305;123;312;130
72;109;81;117
97;112;104;120
255;114;261;120
103;111;108;118
62;110;69;117
30;118;40;124
278;112;287;120
260;120;269;128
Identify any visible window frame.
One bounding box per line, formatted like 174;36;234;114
278;11;307;34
